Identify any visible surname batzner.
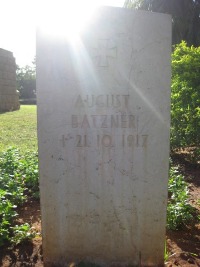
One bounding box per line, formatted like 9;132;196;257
72;114;135;129
72;94;135;129
59;94;148;148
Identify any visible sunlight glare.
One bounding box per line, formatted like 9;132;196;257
37;0;97;43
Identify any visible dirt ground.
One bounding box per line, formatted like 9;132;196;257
0;155;199;267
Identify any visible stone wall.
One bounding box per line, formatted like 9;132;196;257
0;48;20;112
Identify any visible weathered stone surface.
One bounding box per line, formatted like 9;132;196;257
0;48;19;112
37;7;171;267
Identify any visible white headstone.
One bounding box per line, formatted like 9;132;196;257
37;7;171;267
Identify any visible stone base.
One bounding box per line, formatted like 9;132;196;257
0;94;20;112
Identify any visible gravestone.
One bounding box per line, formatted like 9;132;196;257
0;48;20;112
37;7;171;267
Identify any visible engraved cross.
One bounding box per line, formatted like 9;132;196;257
93;39;117;67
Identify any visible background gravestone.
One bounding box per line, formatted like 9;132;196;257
37;7;171;267
0;48;20;112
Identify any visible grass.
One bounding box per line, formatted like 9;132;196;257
0;105;37;153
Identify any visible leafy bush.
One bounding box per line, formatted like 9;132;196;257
0;147;39;246
171;41;200;152
167;166;195;230
11;223;35;245
0;190;17;246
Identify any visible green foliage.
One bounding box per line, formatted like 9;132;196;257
0;190;17;246
171;41;200;152
0;147;39;197
167;166;194;230
0;148;39;246
124;0;141;9
11;223;36;245
164;240;169;262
